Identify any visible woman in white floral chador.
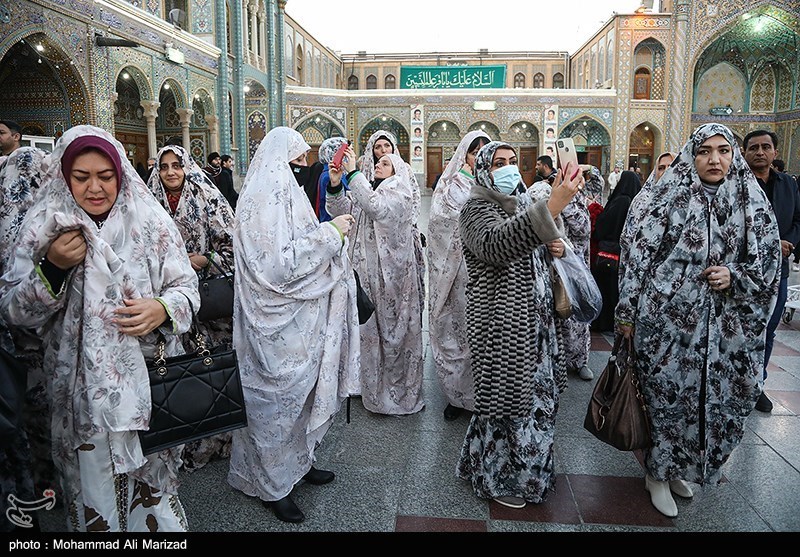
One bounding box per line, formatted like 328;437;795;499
0;125;199;532
227;127;360;524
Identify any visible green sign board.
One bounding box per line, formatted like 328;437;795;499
399;65;506;89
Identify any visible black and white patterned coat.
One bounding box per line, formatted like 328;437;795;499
459;185;564;418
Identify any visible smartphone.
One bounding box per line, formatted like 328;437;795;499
556;138;580;179
331;141;349;170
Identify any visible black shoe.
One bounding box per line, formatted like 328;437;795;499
266;495;304;523
303;466;335;485
443;404;463;421
755;392;773;413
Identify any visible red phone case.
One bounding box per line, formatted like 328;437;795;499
331;142;349;169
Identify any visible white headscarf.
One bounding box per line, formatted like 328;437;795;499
233;126;360;429
0;125;199;490
360;130;398;183
440;130;490;185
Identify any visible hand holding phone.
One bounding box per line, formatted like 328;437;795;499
331;141;350;171
556;138;580;180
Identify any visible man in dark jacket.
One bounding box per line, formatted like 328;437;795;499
203;151;222;186
744;130;800;413
217;154;238;211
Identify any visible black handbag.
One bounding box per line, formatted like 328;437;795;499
584;335;652;451
197;257;234;322
0;344;27;447
353;270;375;325
140;323;248;455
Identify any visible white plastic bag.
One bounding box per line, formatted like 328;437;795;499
551;239;603;323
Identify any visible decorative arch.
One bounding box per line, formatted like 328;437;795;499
0;30;90;133
632;37;666;100
628;122;657;178
467;121;501;141
560;116;612;174
514;72;525;88
553;72;564;89
358;115;409;156
159;78;186;109
191;88;215;124
117;64;153;101
693;62;746;113
248;111;267;163
366;74;377;89
384;74;396;89
508;121;540;144
691;5;800;115
294;110;345;138
426;120;461;143
533;72;544;88
348;74;358;90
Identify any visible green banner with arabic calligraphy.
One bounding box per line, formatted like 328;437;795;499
400;65;506;89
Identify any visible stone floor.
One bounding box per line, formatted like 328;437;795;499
34;191;800;536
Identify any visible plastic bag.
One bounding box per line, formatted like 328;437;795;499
552;239;603;323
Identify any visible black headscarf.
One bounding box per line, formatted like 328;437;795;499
594;170;641;253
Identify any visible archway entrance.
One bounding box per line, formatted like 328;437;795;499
628;123;655;179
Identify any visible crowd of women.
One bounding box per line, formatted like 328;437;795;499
0;118;782;531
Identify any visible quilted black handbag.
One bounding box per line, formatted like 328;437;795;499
196;258;234;322
140;324;248;455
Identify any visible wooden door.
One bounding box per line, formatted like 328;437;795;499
586;147;602;169
426;147;443;189
634;68;651;100
519;147;537;187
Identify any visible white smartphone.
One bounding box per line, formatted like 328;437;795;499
556;138;580;179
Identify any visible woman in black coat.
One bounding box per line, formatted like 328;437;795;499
590;170;641;331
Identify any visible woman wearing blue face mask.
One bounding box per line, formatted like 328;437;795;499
456;141;582;509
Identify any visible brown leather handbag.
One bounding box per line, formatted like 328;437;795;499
584;335;652;451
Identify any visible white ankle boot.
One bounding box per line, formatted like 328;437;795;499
645;475;678;517
669;479;693;499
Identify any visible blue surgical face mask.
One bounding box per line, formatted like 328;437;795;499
491;164;522;194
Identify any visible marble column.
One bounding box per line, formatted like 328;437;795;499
205;114;220;155
140;100;161;159
176;108;194;150
665;0;690;152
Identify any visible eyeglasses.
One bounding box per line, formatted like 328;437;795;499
159;162;183;172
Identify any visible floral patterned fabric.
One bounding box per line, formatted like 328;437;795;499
359;130;426;314
616;123;781;485
147;145;237;472
523;181;591;388
456;141;562;503
426;131;489;411
0;125;199;531
0;146;53;528
227;127;360;502
327;154;424;415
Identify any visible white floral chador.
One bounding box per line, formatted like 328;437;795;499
227;127;360;502
328;153;425;415
426;131;489;412
148;144;237;472
0;125;199;532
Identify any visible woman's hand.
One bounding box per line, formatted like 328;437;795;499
703;265;731;292
341;146;357;173
188;252;209;271
46;230;87;270
618;323;633;339
547;239;566;258
328;164;343;188
113;298;168;337
547;162;583;218
331;214;355;236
